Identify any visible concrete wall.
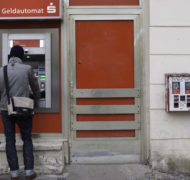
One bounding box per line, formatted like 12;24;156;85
149;0;190;175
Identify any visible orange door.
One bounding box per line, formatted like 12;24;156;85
76;20;135;138
70;19;141;163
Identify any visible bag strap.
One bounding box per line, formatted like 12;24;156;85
3;65;10;104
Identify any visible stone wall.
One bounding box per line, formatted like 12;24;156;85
0;140;65;175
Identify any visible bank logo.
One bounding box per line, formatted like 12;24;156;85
47;2;56;14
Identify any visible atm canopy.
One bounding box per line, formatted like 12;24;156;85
0;0;62;20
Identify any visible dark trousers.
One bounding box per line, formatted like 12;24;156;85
1;111;34;171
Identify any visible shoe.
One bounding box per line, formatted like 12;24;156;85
25;172;37;180
11;177;19;180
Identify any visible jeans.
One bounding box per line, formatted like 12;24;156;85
1;110;34;171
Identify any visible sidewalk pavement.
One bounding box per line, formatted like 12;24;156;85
0;164;190;180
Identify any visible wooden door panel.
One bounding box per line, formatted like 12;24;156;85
76;20;135;138
76;20;134;89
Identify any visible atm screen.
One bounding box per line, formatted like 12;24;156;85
40;75;46;81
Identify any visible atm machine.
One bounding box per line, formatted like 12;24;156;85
2;33;52;110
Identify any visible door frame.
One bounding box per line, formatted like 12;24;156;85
67;13;143;163
61;1;148;163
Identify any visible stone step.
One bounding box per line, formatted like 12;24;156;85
0;140;67;175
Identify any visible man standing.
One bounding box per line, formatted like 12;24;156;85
0;45;40;180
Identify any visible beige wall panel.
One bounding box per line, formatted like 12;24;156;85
150;27;190;55
149;0;190;174
151;139;190;159
150;55;190;84
150;110;190;139
150;85;165;109
150;0;190;26
151;139;190;174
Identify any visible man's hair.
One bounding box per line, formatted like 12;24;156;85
10;45;24;60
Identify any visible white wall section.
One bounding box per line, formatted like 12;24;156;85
149;0;190;174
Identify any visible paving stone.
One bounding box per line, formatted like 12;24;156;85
1;164;190;180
